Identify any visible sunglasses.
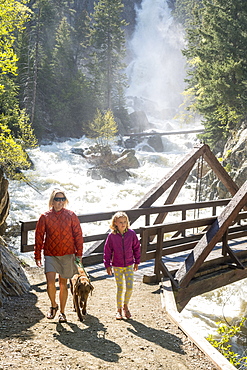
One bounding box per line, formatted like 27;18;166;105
54;197;66;202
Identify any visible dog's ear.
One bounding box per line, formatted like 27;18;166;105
89;282;94;294
74;279;81;296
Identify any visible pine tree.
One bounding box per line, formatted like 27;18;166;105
18;0;95;138
89;108;117;148
88;0;128;116
48;16;94;137
183;0;247;149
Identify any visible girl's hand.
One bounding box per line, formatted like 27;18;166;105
134;264;139;271
106;267;113;276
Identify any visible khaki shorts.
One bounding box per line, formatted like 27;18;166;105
44;254;78;279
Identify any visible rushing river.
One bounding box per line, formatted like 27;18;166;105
7;130;198;263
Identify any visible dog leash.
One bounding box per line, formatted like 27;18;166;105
75;257;91;282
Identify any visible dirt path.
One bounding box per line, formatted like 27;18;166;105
0;266;218;370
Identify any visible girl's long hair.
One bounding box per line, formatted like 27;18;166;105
110;211;130;234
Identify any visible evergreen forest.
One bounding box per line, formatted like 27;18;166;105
1;0;247;178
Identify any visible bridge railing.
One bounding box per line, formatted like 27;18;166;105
140;210;247;280
20;199;231;265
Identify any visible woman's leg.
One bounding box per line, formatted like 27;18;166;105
46;271;57;308
59;276;68;314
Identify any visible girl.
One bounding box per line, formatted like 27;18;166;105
103;211;141;320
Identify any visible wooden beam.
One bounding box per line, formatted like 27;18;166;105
175;180;247;288
174;262;247;312
153;167;192;226
154;228;163;281
203;146;239;196
159;260;179;288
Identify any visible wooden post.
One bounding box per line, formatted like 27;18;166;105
222;230;228;257
182;209;186;237
154;227;164;281
140;228;148;262
20;222;28;253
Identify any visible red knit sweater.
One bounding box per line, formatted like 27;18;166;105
34;208;83;260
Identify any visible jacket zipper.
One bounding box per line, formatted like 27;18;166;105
122;234;126;266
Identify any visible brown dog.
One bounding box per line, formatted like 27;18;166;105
70;266;94;321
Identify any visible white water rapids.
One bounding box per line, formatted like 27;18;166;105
6;0;247;358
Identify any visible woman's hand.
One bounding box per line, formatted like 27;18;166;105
36;259;42;267
134;264;139;271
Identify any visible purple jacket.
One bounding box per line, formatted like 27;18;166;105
103;229;141;268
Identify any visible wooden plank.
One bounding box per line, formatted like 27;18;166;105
144;216;216;235
83;253;103;266
154;228;163;280
153;167;192;226
140;229;149;262
21;244;35;253
204;146;239;196
19;200;230;233
175;180;247;288
222;243;245;269
159;260;179;287
20;220;37;231
174;262;247;312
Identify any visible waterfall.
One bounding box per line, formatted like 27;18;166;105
126;0;186;120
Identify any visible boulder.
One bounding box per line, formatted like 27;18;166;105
129;111;150;133
124;137;140;149
147;135;164;152
87;167;130;184
77;145;140;183
113;150;140;169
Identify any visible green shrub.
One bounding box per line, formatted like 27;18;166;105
207;317;247;368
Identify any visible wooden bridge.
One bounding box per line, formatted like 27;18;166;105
20;144;247;313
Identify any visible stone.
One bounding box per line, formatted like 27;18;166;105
114;150;140;169
129;111;150;133
147;135;164;152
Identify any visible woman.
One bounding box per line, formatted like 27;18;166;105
34;188;83;323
